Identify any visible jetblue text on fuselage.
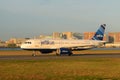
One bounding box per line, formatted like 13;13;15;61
41;40;54;45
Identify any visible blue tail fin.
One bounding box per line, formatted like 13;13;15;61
92;24;106;40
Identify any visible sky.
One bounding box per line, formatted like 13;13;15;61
0;0;120;41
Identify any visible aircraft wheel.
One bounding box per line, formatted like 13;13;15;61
56;53;59;56
56;49;60;56
32;54;36;56
32;51;36;56
68;53;72;56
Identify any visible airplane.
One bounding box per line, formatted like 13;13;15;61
21;24;106;56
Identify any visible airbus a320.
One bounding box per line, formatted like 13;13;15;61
21;24;106;56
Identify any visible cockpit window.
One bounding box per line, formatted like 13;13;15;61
25;42;32;44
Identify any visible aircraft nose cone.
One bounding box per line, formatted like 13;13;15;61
20;44;25;49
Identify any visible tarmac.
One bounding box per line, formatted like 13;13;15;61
1;54;120;60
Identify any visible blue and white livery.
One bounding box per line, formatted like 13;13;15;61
21;24;106;56
92;24;106;40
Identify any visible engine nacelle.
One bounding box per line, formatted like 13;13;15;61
59;48;73;56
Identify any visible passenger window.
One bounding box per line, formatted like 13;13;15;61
25;42;31;44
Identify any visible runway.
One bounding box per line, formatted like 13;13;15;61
1;54;120;60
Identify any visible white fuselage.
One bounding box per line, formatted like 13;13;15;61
21;39;105;50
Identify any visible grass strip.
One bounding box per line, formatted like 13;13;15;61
0;57;120;80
